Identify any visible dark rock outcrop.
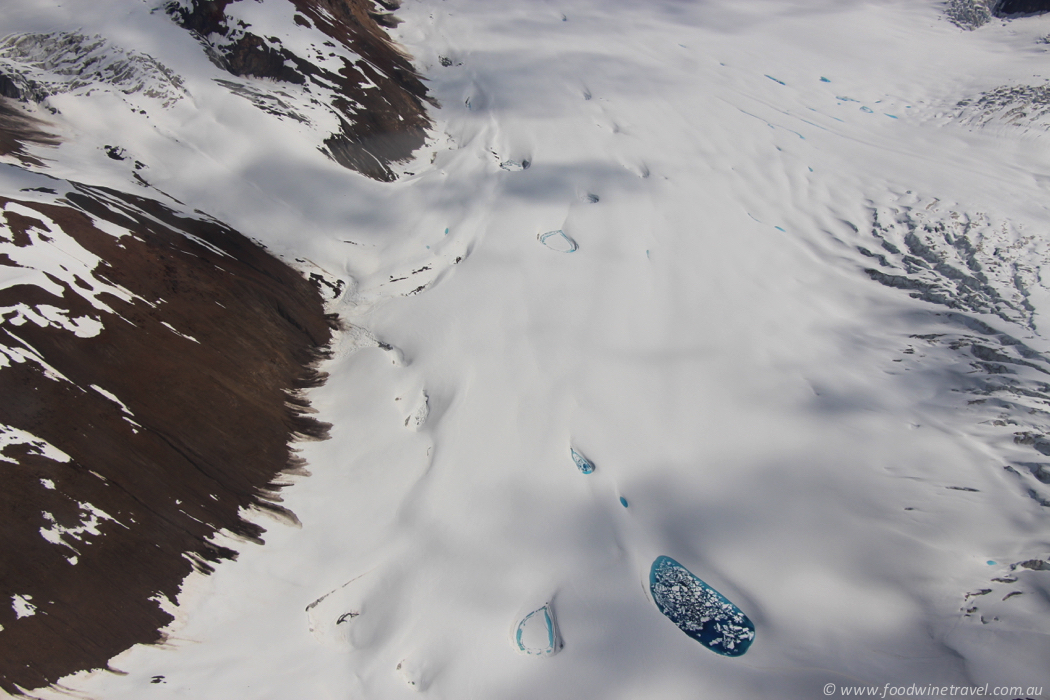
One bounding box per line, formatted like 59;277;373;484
994;0;1050;15
0;177;335;693
167;0;432;181
0;98;59;167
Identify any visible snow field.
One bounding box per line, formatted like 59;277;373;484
17;0;1050;698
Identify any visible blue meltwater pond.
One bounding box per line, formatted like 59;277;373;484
649;556;755;656
570;448;595;474
513;604;558;656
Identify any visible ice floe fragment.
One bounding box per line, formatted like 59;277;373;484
513;603;558;656
649;556;755;656
570;448;595;474
538;230;578;253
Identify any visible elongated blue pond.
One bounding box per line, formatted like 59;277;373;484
649;556;755;656
570;448;595;474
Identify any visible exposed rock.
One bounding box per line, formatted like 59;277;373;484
995;0;1050;16
0;174;334;693
0;98;59;167
167;0;432;181
946;0;1050;28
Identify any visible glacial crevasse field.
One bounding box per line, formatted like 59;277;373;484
4;0;1050;697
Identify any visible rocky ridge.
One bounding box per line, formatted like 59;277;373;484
166;0;433;180
0;0;438;692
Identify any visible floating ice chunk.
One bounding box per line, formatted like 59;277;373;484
513;603;558;656
649;556;755;656
570;448;595;474
538;230;578;253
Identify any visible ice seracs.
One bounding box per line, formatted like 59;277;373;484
0;32;186;108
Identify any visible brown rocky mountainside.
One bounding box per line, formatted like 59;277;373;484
0;0;435;693
167;0;433;180
0;176;336;693
0;101;59;169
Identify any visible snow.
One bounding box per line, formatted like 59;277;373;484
39;502;121;559
0;31;186;107
11;595;36;620
4;0;1050;698
0;424;70;465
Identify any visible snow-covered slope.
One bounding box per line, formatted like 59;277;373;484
3;0;1050;698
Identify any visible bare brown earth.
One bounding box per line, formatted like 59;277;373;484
167;0;433;180
0;181;335;694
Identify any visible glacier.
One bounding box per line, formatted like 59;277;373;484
1;0;1050;698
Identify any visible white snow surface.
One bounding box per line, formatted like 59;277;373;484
4;0;1050;697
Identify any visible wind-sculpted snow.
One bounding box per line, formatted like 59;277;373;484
649;556;754;657
0;32;186;108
